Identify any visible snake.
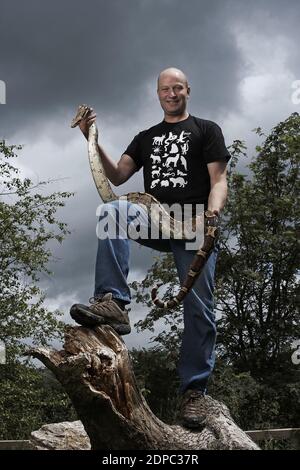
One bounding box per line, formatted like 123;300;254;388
71;104;219;309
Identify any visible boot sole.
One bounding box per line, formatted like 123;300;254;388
70;304;131;335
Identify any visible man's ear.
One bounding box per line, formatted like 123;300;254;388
187;86;191;97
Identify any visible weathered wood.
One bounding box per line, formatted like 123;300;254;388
27;325;259;450
247;428;300;450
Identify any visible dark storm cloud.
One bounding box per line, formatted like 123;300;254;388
1;0;299;135
226;0;300;73
0;0;243;135
0;0;299;131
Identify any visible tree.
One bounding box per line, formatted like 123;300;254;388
0;140;75;438
130;347;180;424
0;362;76;440
0;140;72;358
216;112;299;375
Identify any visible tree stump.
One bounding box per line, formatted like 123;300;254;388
28;325;259;450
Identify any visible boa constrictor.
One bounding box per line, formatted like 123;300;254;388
71;104;219;309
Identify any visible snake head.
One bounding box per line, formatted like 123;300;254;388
71;104;92;128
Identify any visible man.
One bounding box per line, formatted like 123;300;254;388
71;67;230;428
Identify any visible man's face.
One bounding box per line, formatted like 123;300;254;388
157;73;190;117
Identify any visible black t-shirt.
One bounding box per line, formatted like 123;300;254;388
124;115;231;209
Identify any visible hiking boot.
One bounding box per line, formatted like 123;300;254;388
70;293;131;335
179;389;206;429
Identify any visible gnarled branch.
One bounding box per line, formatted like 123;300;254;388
28;325;259;450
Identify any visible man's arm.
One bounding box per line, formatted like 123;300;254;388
115;153;139;186
207;161;228;215
96;144;138;186
79;110;138;186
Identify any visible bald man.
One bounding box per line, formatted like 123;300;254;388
70;67;231;429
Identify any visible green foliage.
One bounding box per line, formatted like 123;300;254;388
209;358;300;430
0;140;72;357
216;112;300;375
0;140;76;438
130;348;180;424
0;363;76;440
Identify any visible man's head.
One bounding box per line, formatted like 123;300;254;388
157;67;190;118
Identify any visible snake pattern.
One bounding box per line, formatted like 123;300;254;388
71;105;219;309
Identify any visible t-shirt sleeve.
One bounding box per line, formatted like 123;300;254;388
123;133;143;170
203;122;231;164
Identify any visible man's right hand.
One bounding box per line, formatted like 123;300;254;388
79;108;97;139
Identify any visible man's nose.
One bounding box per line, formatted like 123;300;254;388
168;88;176;98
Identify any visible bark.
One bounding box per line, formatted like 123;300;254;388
28;325;259;450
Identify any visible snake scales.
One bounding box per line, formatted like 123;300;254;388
71;104;219;309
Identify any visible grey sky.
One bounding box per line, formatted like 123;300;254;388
0;0;299;349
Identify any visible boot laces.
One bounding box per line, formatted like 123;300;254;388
184;391;204;412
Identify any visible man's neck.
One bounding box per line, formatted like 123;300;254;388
163;111;189;123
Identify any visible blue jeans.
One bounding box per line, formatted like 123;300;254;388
94;200;218;393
